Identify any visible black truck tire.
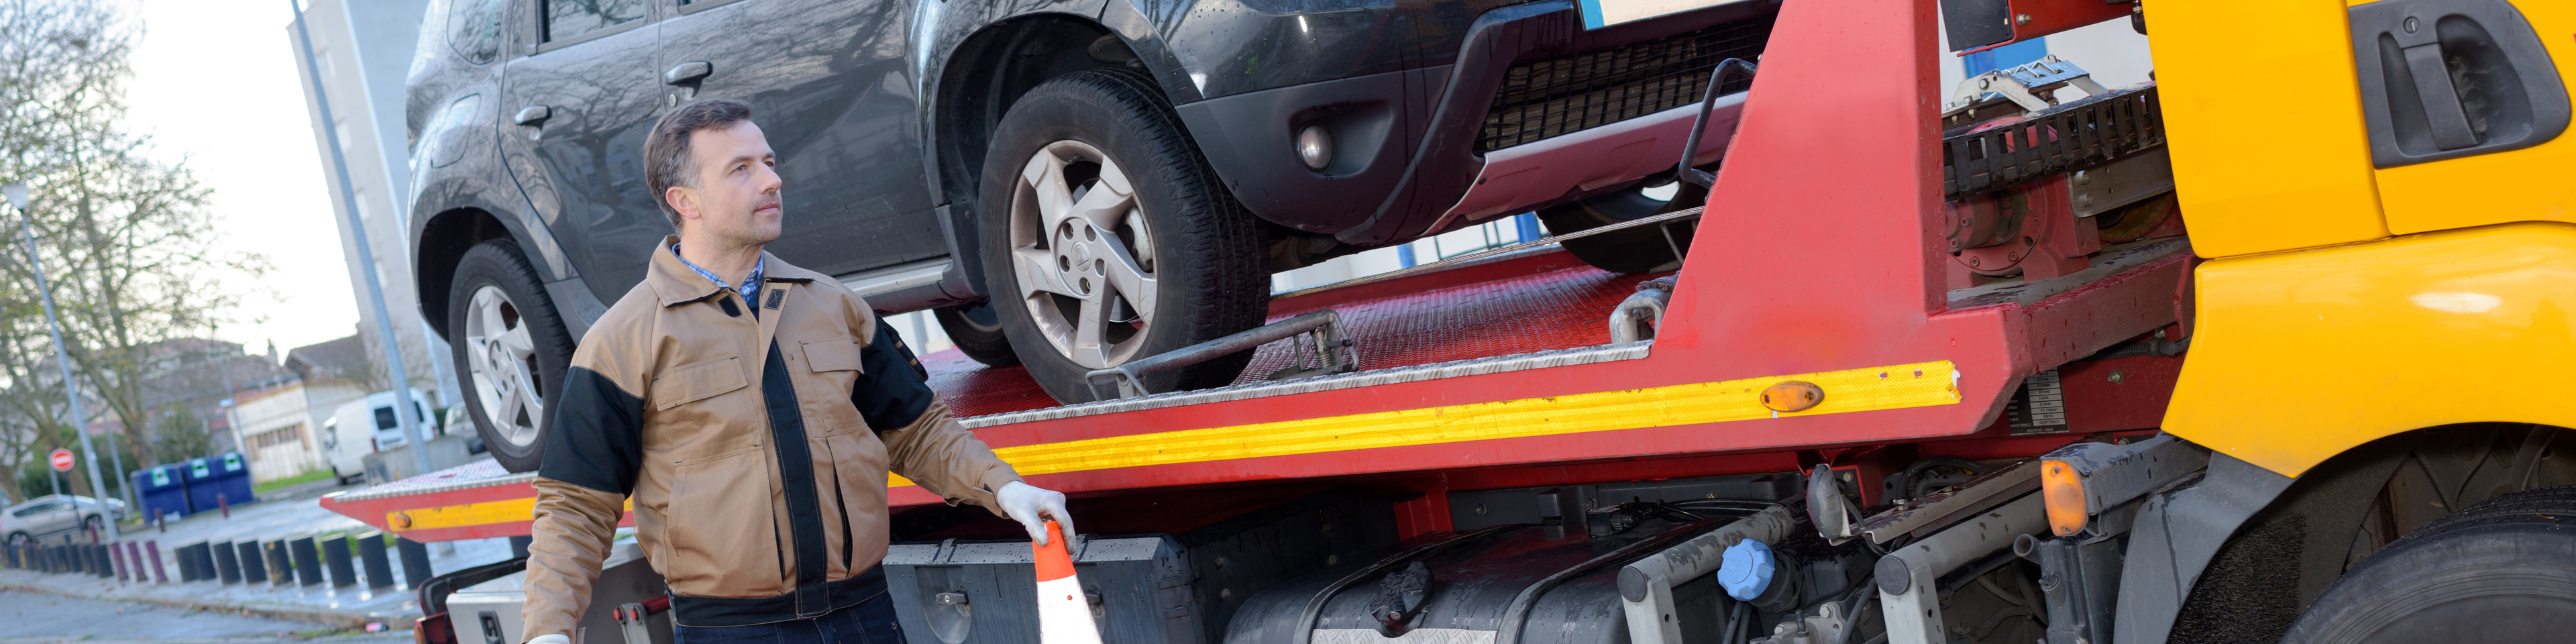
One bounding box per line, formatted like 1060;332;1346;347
975;66;1268;404
933;302;1020;368
447;239;576;473
1535;180;1698;274
2279;484;2576;643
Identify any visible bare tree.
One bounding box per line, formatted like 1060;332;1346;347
0;0;266;490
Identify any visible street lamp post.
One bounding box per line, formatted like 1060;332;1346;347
289;0;435;477
7;182;121;542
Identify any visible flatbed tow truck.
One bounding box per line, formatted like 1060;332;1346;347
335;0;2576;642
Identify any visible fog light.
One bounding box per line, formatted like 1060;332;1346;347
1295;124;1332;170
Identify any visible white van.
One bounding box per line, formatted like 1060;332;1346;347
323;388;437;484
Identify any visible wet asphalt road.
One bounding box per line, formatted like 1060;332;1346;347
0;587;409;643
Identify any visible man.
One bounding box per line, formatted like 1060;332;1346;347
521;99;1073;644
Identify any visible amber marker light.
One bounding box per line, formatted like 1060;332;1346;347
2040;461;2081;535
2041;460;2088;536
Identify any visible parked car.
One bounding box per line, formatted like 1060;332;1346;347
322;389;438;484
406;0;1778;471
2;494;125;545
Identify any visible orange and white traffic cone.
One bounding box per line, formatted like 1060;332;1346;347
1033;520;1102;644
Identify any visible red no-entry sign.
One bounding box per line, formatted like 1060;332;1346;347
49;448;73;472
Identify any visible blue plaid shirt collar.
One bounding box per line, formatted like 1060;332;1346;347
670;243;765;303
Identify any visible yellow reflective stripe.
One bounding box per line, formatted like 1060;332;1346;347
891;360;1959;486
402;361;1958;524
391;496;634;532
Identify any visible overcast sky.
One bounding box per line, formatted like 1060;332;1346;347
119;0;358;359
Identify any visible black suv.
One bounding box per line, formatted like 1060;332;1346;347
407;0;1778;470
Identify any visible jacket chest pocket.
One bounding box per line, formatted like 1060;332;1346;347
798;336;866;434
663;445;786;598
650;356;747;411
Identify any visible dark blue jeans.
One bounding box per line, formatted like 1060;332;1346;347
672;592;904;644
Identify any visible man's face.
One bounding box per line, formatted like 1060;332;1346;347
670;121;783;245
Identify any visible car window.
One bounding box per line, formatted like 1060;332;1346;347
11;502;62;517
375;407;399;431
449;0;505;64
543;0;645;42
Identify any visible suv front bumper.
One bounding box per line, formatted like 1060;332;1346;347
1175;0;1779;246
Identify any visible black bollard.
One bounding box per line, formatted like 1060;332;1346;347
237;541;266;584
508;535;531;559
145;541;166;583
194;542;217;582
95;545;113;578
396;537;433;589
322;535;357;588
213;540;242;584
112;542;129;581
266;540;294;586
290;536;323;586
357;533;395;588
188;542;211;582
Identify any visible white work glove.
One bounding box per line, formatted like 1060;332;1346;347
995;480;1076;545
526;635;570;644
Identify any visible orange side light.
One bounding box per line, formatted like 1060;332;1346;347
2041;460;2088;536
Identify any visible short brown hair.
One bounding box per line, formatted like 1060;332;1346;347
643;99;755;229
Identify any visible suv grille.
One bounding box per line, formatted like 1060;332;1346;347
1477;15;1776;153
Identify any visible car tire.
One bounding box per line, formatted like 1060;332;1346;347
933;302;1020;368
2279;484;2576;644
974;66;1269;404
82;515;103;535
447;239;576;473
1535;180;1699;274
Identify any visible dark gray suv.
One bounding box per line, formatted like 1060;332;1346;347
407;0;1779;471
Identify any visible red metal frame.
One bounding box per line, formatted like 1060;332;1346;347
326;0;2190;541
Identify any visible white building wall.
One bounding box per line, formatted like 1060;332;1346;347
231;383;323;482
288;0;459;411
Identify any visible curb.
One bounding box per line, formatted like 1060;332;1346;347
0;579;418;629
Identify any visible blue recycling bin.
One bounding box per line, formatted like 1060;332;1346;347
182;457;217;513
180;455;254;513
129;465;190;521
211;453;255;508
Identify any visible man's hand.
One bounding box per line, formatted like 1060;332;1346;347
995;480;1075;545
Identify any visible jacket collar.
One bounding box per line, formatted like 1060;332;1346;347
649;235;829;307
646;235;824;307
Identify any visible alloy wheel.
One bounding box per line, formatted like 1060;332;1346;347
1006;140;1161;369
464;284;545;447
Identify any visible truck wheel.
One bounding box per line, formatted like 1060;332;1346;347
447;239;575;473
975;67;1268;403
1535;180;1697;274
933;302;1019;368
2280;485;2576;643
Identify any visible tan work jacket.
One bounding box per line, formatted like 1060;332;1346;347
520;238;1020;637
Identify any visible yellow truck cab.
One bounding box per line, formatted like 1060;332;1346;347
2129;0;2576;641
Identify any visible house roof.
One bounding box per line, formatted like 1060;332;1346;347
285;335;370;384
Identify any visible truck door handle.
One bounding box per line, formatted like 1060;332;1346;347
664;61;712;86
512;105;551;126
2399;42;2481;150
2349;0;2571;168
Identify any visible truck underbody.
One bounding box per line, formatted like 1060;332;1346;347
338;0;2576;641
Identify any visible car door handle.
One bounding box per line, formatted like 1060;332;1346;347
513;105;551;126
664;61;712;86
